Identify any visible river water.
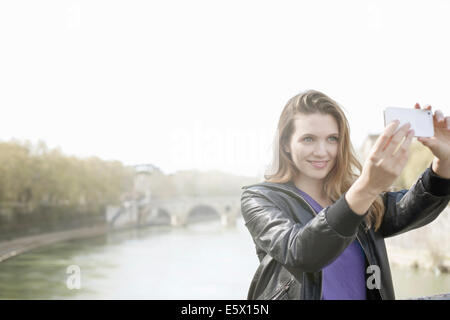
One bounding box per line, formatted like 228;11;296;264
0;217;449;300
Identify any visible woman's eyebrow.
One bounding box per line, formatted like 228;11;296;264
300;133;339;137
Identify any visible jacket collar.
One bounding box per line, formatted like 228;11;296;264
242;180;299;195
242;180;317;216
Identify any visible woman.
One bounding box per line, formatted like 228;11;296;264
241;90;450;300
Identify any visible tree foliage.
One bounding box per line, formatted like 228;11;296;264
0;140;134;211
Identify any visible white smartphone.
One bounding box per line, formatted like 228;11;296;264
384;107;434;137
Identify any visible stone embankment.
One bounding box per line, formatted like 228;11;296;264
0;225;108;263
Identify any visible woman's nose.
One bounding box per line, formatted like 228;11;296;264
313;142;328;156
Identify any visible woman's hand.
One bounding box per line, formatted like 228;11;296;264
415;103;450;179
345;120;414;215
359;120;415;195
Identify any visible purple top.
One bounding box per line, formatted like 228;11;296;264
295;187;367;300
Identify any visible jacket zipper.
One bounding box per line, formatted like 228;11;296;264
255;183;384;300
269;278;294;300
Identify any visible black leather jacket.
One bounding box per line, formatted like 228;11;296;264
241;167;450;300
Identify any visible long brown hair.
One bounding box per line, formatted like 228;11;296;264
265;89;385;231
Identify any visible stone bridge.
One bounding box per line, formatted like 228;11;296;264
106;196;241;229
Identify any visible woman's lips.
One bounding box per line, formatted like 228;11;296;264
308;161;328;169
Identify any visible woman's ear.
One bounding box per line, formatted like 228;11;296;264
283;144;290;154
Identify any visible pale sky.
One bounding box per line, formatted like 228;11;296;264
1;0;449;178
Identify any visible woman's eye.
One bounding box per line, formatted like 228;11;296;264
302;136;338;143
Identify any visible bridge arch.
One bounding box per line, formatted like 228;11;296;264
109;196;241;229
151;208;171;226
185;204;221;224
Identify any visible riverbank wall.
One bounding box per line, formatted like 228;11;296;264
0;225;109;263
0;202;106;242
0;202;111;262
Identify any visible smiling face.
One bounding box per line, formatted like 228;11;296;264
284;112;340;185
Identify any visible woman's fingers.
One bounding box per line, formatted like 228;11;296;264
391;128;415;173
381;122;412;157
371;120;400;159
394;128;415;159
435;109;445;123
415;103;449;129
415;103;432;111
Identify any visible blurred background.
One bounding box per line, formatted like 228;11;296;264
0;0;449;299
